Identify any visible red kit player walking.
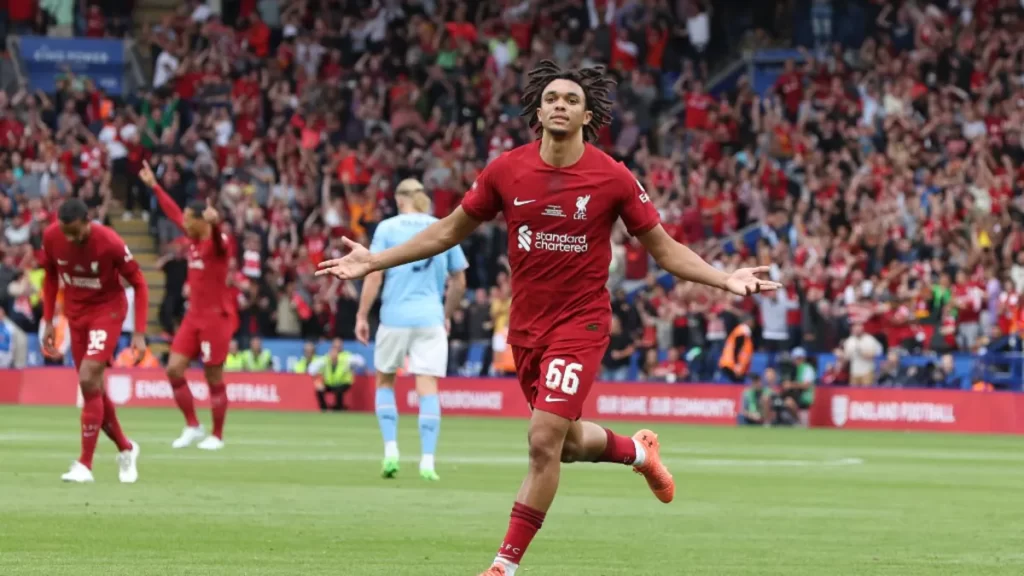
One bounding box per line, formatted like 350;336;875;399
139;161;236;451
41;199;148;483
317;60;783;576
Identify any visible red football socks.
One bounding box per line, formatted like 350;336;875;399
79;388;104;469
170;376;200;427
101;393;133;452
209;383;228;439
599;427;638;465
496;502;546;566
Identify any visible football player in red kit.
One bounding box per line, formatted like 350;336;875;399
139;161;236;451
41;199;148;483
317;60;783;576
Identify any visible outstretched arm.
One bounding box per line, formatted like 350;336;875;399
139;160;186;232
203;199;227;255
151;182;186;232
637;224;781;296
317;208;481;279
210;226;227;255
638;225;729;289
370;208;480;272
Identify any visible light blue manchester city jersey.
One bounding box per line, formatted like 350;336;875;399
369;213;469;328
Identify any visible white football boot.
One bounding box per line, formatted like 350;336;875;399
171;426;206;449
61;461;94;483
197;436;224;451
117;441;140;483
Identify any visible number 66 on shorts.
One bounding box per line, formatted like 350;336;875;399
512;338;607;421
545;358;581;395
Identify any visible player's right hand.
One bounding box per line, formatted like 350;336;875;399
202;197;220;223
139;160;157;188
355;316;370;345
42;323;59;358
315;237;373;280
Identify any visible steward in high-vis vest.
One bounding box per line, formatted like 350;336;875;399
223;339;245;371
718;318;754;383
293;341;320;373
308;338;365;411
294;341;323;387
241;336;273;371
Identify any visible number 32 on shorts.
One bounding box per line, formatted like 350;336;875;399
86;330;108;355
545;358;582;395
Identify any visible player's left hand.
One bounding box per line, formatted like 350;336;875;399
132;333;147;355
355;316;370;345
315;237;373;280
41;323;59;358
724;266;783;296
202;197;219;224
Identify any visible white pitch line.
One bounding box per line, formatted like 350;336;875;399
684;457;864;467
0;433;866;467
0;432;345;447
5;450;864;468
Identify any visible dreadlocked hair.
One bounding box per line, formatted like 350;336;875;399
520;59;616;144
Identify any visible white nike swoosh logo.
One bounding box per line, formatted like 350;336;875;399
513;198;536;206
544;394;568;403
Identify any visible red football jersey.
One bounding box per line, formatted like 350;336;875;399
153;185;236;320
41;222;148;331
953;283;983;324
461;142;660;347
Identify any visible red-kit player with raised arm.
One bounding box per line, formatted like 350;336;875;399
139;161;236;451
316;60;783;576
41;198;148;484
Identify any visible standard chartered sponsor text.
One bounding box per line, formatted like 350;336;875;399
535;232;588;253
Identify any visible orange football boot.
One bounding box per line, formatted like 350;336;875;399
477;564;507;576
632;429;675;503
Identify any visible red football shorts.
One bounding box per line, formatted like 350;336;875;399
171;312;237;366
512;337;609;421
70;314;126;368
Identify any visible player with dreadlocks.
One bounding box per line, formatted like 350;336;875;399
317;60;781;575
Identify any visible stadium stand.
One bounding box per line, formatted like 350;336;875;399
1;0;1023;392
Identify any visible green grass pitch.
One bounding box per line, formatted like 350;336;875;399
1;406;1023;575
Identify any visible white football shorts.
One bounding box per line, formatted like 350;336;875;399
374;325;449;377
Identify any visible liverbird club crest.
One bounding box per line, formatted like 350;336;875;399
574;195;590;220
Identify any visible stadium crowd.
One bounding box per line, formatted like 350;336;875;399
1;0;1024;391
0;0;133;41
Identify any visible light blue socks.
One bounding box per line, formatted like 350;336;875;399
375;387;399;459
418;394;441;470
